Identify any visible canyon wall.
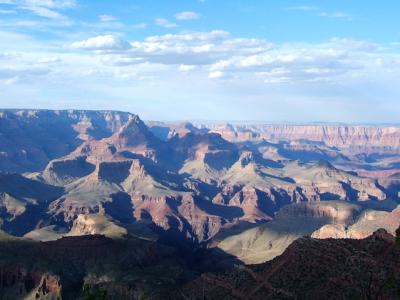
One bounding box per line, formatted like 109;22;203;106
206;124;400;150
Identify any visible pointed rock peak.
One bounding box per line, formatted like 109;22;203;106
240;151;255;159
128;159;148;177
371;228;395;243
223;123;235;130
392;205;400;213
239;151;256;167
168;122;205;139
120;114;147;132
182;122;196;130
129;159;144;171
111;114;156;147
314;159;336;170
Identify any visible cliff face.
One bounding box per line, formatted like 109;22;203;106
0;266;62;300
0;109;133;172
206;124;400;151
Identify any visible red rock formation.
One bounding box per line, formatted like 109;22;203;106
0;266;62;299
208;124;400;150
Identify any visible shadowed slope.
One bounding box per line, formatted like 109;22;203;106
183;229;400;299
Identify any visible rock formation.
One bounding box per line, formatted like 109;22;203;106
0;109;398;266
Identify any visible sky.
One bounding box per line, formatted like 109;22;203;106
0;0;400;122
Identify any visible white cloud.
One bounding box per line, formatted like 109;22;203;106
23;0;76;9
175;11;200;20
2;26;400;123
60;31;389;87
287;5;352;22
0;52;18;59
0;66;50;84
145;30;229;44
328;38;376;52
0;0;76;19
101;55;144;66
88;31;272;67
179;64;196;72
0;16;73;29
319;11;352;21
204;37;383;83
0;76;19;85
37;56;61;63
98;14;117;22
208;70;223;78
24;5;64;19
71;35;131;51
145;30;229;43
155;18;177;28
67;31;268;71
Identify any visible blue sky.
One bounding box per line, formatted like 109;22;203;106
0;0;400;122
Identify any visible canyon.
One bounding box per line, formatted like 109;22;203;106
0;109;399;299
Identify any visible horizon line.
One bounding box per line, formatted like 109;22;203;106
1;108;399;127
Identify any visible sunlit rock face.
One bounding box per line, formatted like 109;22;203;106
0;109;398;263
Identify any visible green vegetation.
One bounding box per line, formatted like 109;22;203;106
383;276;400;297
139;291;150;300
82;285;108;300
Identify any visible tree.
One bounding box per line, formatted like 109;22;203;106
82;285;107;300
396;226;400;246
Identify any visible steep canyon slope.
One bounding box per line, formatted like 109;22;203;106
0;110;399;264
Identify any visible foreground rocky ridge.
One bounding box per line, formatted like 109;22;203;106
1;229;399;299
0;234;193;299
183;229;400;299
